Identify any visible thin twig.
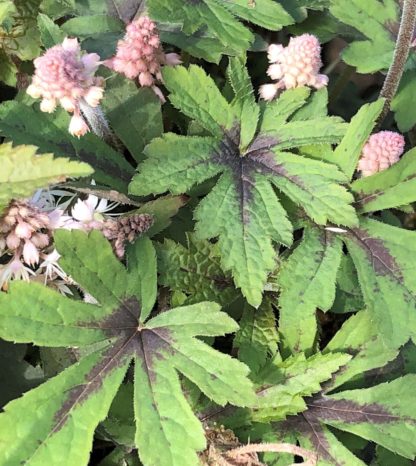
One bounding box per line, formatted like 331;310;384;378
225;442;318;466
377;0;416;125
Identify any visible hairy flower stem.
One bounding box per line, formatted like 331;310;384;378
377;0;416;125
79;100;124;151
225;442;318;466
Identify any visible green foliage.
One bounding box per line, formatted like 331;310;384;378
0;231;254;466
329;0;400;73
130;64;357;307
0;142;93;213
148;0;294;61
2;4;416;465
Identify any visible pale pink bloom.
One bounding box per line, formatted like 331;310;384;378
357;131;405;177
106;16;181;101
23;240;40;266
260;34;328;100
27;38;104;137
259;83;279;101
68;113;89;138
14;222;33;239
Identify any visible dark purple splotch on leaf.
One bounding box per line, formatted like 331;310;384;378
347;227;402;279
53;297;175;432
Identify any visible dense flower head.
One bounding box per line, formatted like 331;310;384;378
106;16;181;101
358;131;405;177
260;33;328;101
0;200;51;263
102;214;154;258
26;38;105;137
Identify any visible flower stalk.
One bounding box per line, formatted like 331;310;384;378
378;0;416;124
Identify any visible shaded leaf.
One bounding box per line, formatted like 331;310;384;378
0;230;254;466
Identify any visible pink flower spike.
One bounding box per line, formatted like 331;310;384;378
107;16;181;100
357;131;405;177
27;38;104;136
260;33;328;100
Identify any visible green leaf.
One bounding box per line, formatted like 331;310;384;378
223;0;294;30
322;375;416;459
333;99;384;180
37;12;65;48
325;310;400;390
352;147;416;213
148;0;253;54
0;143;93;213
40;0;76;19
102;77;163;163
343;218;416;348
278;226;343;355
0;102;134;192
126;237;157;322
0;231;254;466
61;14;124;37
251;352;352;422
156;233;239;306
329;0;400;73
134;194;189;237
234;299;279;374
227;56;259;150
392;70;416;131
162;65;237;138
131;65;358;306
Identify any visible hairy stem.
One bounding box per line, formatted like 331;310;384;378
79;100;124;151
378;0;416;124
225;442;318;466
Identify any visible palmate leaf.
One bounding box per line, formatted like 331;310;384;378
148;0;294;59
0;143;93;214
0;231;254;466
129;64;357;307
329;0;403;73
251;340;416;465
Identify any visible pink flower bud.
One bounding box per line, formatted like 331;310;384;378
84;86;104;107
259;83;279;101
358;131;405;177
15;222;33;239
40;98;57;113
23;240;39;266
260;34;328;100
6;232;20;250
69;114;90;138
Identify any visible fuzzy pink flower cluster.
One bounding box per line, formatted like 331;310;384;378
0;200;52;267
106;16;181;102
260;34;328;101
26;38;104;137
358;131;405;177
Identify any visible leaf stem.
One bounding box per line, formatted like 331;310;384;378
377;0;416;124
225;442;318;466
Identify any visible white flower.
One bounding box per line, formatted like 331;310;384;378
0;258;35;289
70;195;120;226
38;249;68;282
259;83;279;101
325;227;347;234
